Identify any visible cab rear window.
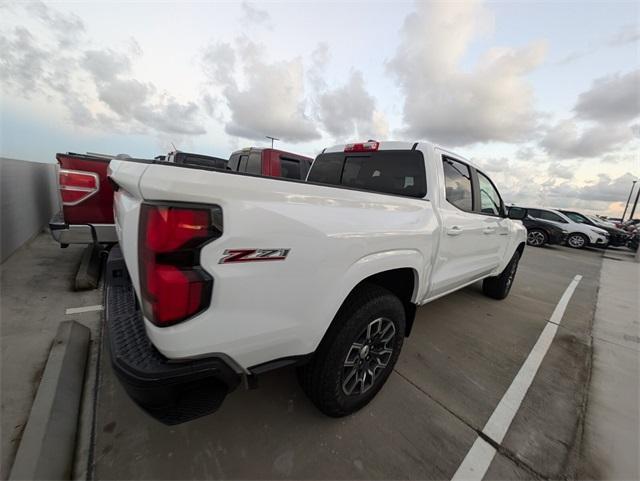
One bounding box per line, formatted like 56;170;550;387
307;150;427;198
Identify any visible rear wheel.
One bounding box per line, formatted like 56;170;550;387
483;250;521;300
527;229;547;247
297;284;405;417
567;233;588;249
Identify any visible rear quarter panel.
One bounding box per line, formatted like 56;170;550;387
136;166;437;368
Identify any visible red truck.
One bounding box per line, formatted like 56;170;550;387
49;152;120;246
49;148;313;246
228;147;313;179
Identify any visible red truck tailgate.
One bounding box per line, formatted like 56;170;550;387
57;153;115;224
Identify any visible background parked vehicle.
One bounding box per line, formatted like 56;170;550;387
522;207;609;249
50;147;311;247
49;152;124;246
166;150;228;169
559;210;629;247
106;140;527;424
228;147;313;179
520;214;568;247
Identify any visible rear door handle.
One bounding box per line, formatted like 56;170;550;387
447;226;463;236
483;226;496;234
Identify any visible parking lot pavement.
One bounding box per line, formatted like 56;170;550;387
0;233;103;479
93;245;603;480
577;250;639;480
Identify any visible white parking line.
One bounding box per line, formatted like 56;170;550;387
65;305;104;315
452;275;583;481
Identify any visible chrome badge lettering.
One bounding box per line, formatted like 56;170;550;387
219;248;291;264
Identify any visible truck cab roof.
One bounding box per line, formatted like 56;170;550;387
321;140;479;170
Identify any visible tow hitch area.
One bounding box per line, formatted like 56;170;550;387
104;246;242;425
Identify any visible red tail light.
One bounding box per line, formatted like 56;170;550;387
344;141;379;152
139;203;222;327
59;169;99;205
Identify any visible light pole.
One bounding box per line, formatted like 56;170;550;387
629;182;640;221
266;136;279;148
621;180;637;221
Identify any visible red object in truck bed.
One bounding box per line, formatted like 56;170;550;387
57;153;115;224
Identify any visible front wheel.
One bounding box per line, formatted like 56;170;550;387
297;284;405;417
567;233;588;249
483;250;521;300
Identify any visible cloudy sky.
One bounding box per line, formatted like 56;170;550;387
1;0;638;215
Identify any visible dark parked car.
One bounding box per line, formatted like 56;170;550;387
522;216;568;247
559;210;629;247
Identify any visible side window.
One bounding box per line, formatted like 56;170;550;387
477;171;502;216
442;157;473;212
280;158;301;179
528;209;541;219
540;210;567;223
228;154;241;171
565;212;587;224
238;155;248;172
246;152;262;175
308;155;343;184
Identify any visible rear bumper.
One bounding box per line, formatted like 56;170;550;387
104;245;243;425
49;211;118;245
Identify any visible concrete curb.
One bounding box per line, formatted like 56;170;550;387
75;244;102;291
9;321;91;481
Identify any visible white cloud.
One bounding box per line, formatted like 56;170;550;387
574;69;640;123
25;0;85;48
547;172;638;203
386;0;546;146
540;119;634;159
81;48;206;135
202;38;320;142
607;24;640;46
318;71;388;140
1;3;207;138
240;2;272;28
547;161;575;180
541;70;639;159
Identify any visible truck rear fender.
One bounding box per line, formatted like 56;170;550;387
318;250;424;346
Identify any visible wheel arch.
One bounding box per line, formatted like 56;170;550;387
357;268;419;337
321;266;420;349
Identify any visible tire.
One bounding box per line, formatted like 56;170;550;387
483;250;521;300
527;229;548;247
567;233;588;249
297;283;405;417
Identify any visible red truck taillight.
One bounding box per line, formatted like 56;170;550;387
59;169;100;205
138;203;222;327
344;141;379;152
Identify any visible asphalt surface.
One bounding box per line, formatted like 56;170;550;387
0;234;102;480
92;244;604;480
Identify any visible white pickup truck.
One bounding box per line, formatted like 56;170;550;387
105;141;527;424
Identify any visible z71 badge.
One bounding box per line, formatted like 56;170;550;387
219;248;291;264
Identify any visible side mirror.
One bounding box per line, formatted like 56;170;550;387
508;207;527;220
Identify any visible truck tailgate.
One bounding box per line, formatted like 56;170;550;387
58;153;114;224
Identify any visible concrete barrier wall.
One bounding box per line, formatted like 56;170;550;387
1;158;59;263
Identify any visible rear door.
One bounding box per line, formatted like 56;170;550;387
530;208;569;228
475;169;510;265
428;154;500;298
